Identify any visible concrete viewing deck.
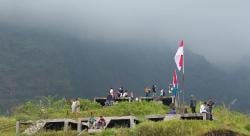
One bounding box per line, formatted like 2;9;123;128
17;116;139;135
145;115;166;122
77;116;139;133
180;113;207;120
144;113;208;122
94;97;132;106
94;96;173;106
16;113;208;135
16;118;79;135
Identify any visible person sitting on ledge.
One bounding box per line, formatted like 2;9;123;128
118;87;124;97
88;112;96;129
168;107;176;115
123;90;129;97
96;116;106;129
200;101;208;113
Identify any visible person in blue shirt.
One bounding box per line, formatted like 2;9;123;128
172;86;178;96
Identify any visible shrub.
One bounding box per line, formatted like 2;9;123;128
245;124;250;132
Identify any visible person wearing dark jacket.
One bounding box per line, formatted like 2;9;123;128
207;98;215;113
105;93;113;106
152;84;157;97
190;95;196;113
207;98;215;120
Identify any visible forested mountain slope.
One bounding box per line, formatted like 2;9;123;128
0;24;248;113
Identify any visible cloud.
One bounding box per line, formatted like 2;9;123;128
0;0;250;65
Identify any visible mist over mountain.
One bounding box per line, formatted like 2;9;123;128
0;23;249;114
2;0;250;66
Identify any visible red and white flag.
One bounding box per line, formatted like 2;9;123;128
172;69;178;88
174;40;184;72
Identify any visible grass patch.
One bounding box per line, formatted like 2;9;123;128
134;120;217;136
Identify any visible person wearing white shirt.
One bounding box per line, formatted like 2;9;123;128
109;88;114;96
122;90;128;97
200;102;208;113
71;100;77;113
160;89;164;96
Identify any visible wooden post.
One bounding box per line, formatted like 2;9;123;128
16;121;20;136
64;121;69;131
77;119;82;133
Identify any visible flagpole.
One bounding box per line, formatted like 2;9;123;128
182;42;185;110
174;39;185;112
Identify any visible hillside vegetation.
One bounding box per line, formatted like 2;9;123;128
1;23;250;114
0;97;249;136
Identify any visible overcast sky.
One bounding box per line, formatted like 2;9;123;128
0;0;250;66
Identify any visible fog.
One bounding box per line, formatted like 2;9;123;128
1;0;250;66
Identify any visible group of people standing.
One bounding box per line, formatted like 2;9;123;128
145;84;167;97
189;96;215;120
144;82;181;98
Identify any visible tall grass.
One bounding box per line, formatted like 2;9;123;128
213;106;250;134
0;117;16;136
92;106;250;136
76;101;169;118
14;97;169;121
